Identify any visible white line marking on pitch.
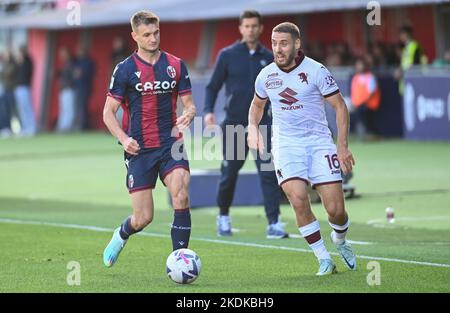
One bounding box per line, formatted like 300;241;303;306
1;218;449;268
288;233;375;245
367;215;450;225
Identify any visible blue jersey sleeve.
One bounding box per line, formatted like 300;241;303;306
178;61;192;96
107;62;128;102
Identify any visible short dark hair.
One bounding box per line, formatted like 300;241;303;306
273;22;300;40
239;10;262;25
400;25;413;37
131;10;159;32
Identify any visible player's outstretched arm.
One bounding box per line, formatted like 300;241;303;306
103;96;140;155
248;94;267;154
177;94;197;131
326;92;355;175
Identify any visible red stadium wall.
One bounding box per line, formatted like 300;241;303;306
406;5;436;60
208;12;363;64
30;4;437;131
87;26;130;130
47;29;81;130
210;19;240;64
208;6;436;65
160;21;204;65
304;7;435;60
305;12;345;45
369;5;436;60
28;29;49;123
343;11;366;56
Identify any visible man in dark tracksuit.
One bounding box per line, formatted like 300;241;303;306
203;10;288;239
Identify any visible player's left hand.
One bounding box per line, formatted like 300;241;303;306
176;114;193;132
247;125;265;155
337;146;355;175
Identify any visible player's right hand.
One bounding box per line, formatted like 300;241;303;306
121;137;140;155
337;146;355;175
204;113;216;129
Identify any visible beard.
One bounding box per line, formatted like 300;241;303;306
275;48;296;69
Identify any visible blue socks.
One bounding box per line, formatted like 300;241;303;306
118;209;191;250
171;208;191;251
119;216;140;240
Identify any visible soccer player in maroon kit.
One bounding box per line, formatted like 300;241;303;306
102;11;196;267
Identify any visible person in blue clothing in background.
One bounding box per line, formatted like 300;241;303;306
74;46;95;130
203;10;288;239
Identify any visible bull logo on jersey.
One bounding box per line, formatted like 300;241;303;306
299;72;308;84
166;65;176;78
279;87;299;105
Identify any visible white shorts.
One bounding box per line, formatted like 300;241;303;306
272;141;343;187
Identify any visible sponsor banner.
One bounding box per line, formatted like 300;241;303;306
403;75;450;141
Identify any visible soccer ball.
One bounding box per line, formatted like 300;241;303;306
166;248;201;284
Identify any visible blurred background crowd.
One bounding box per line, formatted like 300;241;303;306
0;0;449;140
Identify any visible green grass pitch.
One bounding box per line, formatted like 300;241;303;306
0;133;449;292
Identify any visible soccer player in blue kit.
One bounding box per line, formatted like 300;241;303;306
102;11;196;267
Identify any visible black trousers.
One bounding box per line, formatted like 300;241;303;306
217;122;281;224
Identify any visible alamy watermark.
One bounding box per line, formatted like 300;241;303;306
66;1;81;26
367;1;381;26
366;261;381;286
169;117;277;172
66;261;81;286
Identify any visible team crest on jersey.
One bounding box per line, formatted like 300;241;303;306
166;65;176;78
299;72;308;84
128;174;134;188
